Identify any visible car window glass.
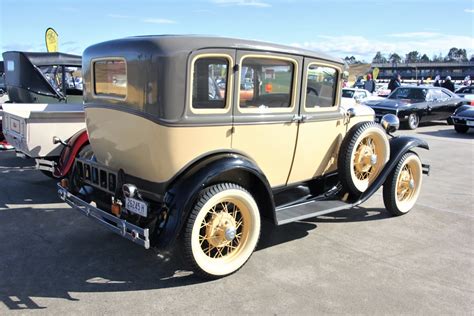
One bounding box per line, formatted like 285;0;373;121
306;65;337;108
342;89;354;98
441;90;451;100
94;60;126;98
192;57;229;109
389;88;426;100
239;57;294;108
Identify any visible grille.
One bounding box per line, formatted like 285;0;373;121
75;158;118;194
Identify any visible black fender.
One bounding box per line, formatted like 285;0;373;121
155;152;274;249
355;136;429;205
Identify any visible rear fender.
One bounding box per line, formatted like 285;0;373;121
155;153;274;249
355;136;429;204
54;129;89;178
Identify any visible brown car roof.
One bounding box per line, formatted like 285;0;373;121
94;35;343;64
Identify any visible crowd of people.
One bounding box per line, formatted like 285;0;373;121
351;73;471;94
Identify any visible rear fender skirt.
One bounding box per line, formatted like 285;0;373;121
156;153;274;249
355;136;429;204
54;129;89;178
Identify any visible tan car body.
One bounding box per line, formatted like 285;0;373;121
83;36;373;188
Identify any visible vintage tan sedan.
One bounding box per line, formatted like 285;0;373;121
58;36;430;278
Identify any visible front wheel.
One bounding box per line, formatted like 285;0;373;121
183;183;261;279
383;152;423;216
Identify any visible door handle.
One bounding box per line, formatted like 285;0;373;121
291;114;308;122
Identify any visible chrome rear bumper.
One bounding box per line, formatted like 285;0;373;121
57;183;150;249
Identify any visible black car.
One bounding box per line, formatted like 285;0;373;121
363;86;465;129
451;105;474;133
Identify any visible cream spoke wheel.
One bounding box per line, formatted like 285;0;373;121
184;183;261;278
383;152;423;216
339;121;390;196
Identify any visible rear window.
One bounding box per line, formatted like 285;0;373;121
94;59;127;98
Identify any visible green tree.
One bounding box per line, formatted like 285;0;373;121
372;51;387;63
420;54;430;62
405;51;420;63
389;53;402;64
445;47;468;62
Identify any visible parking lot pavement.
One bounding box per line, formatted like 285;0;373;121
0;123;472;314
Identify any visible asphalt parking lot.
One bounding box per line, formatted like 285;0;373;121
0;123;472;314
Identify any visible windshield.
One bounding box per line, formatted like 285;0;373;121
389;88;427;100
342;89;354;98
38;65;83;94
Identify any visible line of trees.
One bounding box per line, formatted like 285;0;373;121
344;48;473;65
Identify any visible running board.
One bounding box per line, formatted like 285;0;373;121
275;199;354;225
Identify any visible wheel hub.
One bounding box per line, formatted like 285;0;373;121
206;212;237;248
355;141;377;176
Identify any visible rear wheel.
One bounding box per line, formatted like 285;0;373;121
69;144;94;195
405;113;419;130
383;152;423;216
183;183;261;279
338;121;390;196
454;124;469;134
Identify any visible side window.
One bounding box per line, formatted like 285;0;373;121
306;65;338;108
441;90;452;100
239;57;294;108
192;57;229;109
94;59;127;98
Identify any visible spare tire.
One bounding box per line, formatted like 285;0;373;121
338;121;390;196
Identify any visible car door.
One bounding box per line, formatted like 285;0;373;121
231;51;301;187
287;58;346;184
439;89;461;118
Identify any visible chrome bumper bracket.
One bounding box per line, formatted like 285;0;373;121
36;158;56;173
57;183;150;249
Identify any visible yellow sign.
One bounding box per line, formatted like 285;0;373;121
372;67;380;80
45;28;58;52
373;67;380;80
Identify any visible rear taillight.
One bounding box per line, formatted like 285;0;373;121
470;100;474;106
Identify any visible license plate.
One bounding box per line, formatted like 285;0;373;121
467;120;474;127
10;118;20;133
125;197;148;217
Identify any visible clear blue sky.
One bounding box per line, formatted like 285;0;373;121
1;0;473;61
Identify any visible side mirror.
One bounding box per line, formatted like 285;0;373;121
380;114;399;134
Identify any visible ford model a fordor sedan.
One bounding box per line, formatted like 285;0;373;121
58;36;430;278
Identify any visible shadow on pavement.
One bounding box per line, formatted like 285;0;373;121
0;202;393;310
0;151;395;310
417;128;473;139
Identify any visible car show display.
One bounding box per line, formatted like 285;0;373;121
451;104;474;133
1;51;90;178
363;86;465;129
52;35;431;278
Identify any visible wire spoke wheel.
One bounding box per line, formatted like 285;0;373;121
383;152;423;216
183;183;260;278
339;121;390;196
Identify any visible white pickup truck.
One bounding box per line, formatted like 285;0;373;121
2;103;85;174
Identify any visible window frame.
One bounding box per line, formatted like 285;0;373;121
302;61;341;113
189;53;234;115
91;57;128;101
236;54;298;114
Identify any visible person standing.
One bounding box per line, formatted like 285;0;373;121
388;74;401;91
364;73;376;93
442;76;455;92
433;75;441;87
